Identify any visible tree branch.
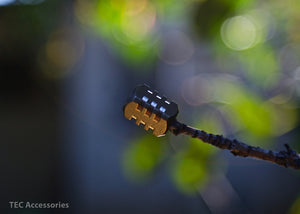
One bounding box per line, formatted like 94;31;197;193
169;120;300;169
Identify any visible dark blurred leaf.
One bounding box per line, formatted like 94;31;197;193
193;0;254;38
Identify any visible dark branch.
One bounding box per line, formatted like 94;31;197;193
168;120;300;169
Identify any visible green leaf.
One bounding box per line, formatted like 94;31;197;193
122;134;166;181
172;156;208;194
290;195;300;214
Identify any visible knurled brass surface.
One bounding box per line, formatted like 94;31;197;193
124;101;167;137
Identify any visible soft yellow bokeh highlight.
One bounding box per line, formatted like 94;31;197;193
221;16;257;51
45;29;84;69
39;28;85;79
121;3;156;42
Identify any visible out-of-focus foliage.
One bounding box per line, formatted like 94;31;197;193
290;195;300;214
172;136;219;194
212;77;298;140
0;0;70;82
75;0;155;65
122;134;166;181
170;112;226;194
1;0;300;212
39;27;85;79
194;0;255;38
74;0;197;66
182;74;298;142
123;120;222;193
73;0;300;203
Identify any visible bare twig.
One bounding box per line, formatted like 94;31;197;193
169;120;300;169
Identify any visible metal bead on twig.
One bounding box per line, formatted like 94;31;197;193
123;84;300;170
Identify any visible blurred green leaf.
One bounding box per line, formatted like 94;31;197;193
171;135;219;194
194;0;255;38
75;0;159;66
192;109;225;137
212;79;273;138
239;45;279;86
153;0;186;20
290;195;300;214
172;157;208;194
122;134;166;181
189;137;218;158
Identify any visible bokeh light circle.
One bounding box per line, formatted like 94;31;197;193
221;16;257;51
158;30;194;65
181;75;212;106
120;3;156;42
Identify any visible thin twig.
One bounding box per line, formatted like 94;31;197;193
168;120;300;169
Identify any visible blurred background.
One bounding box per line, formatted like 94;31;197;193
1;0;300;213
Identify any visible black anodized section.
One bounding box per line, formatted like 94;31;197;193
127;84;178;121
